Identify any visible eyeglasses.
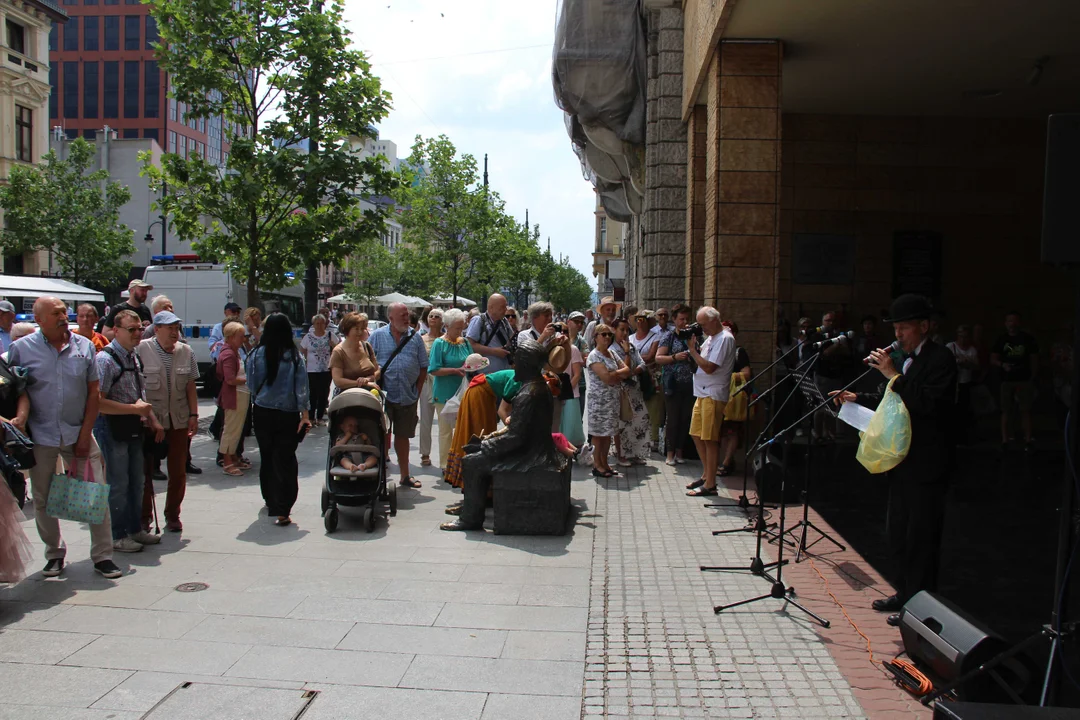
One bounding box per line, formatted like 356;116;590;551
599;332;614;339
117;325;141;334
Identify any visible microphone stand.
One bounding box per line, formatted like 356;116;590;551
710;339;807;512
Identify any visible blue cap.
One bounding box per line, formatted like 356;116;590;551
153;310;183;326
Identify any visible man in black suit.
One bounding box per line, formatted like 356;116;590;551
835;294;957;626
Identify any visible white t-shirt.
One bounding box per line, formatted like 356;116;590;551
569;345;584;398
947;342;978;384
693;330;736;401
629;330;659;358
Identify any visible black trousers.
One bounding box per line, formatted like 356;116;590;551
664;387;695;455
253;405;300;517
887;477;946;603
309;372;332;421
458;453;495;529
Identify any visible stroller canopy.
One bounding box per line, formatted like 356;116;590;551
328;389;386;430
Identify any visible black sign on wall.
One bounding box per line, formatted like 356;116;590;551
893;231;942;306
792;234;856;285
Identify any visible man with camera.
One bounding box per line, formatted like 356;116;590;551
94;310;165;553
684;307;736;497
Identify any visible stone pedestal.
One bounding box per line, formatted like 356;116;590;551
492;464;572;536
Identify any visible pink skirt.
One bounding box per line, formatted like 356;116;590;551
0;483;31;583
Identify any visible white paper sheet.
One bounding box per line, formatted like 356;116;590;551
838;401;875;433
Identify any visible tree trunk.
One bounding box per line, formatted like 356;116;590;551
248;252;261;310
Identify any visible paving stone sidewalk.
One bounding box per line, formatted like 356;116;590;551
0;403;885;718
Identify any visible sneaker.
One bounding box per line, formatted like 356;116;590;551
113;537;143;553
41;559;64;577
675;457;686;465
94;560;123;579
131;530;161;545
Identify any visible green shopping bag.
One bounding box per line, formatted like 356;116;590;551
46;458;109;525
855;376;912;474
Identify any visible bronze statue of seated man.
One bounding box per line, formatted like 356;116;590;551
441;338;565;531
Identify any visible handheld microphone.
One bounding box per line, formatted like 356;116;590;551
863;340;901;364
812;331;853;350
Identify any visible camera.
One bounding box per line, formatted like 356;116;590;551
550;322;567;333
677;323;704;342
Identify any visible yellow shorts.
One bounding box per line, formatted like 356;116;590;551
690;397;727;442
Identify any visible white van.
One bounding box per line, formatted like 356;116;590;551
141;255;305;380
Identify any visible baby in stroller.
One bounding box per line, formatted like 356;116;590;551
333;416;378;473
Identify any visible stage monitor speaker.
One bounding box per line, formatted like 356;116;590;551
935;700;1080;719
900;591;1025;702
753;446;800;505
1042;113;1080;264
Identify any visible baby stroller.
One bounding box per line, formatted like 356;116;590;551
322;388;396;533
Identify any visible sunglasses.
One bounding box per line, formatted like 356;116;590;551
507;314;517;319
599;332;614;339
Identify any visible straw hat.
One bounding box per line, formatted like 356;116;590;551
461;353;490;372
598;296;617;311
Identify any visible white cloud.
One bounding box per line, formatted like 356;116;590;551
341;0;599;288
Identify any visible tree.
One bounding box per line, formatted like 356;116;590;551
540;257;593;313
345;241;397;304
0;138;134;288
395;136;500;305
144;0;397;308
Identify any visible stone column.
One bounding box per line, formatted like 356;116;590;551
705;40;782;364
641;7;686;310
685;104;706;307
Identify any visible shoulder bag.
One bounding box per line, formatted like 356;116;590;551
101;348;145;442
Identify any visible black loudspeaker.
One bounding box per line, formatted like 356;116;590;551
900;591;1026;701
754;446;800;504
935;701;1080;719
1041;114;1080;264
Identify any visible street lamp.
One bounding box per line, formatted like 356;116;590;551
144;215;166;256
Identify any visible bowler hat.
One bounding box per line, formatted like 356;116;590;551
884;294;933;323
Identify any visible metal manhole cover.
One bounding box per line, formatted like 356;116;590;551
144;682;318;719
174;582;209;593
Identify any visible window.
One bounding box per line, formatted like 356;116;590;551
7;20;25;55
83;61;98;118
15;106;31;162
144;60;158;117
63;0;77;5
178;135;186;158
49;64;57;118
63;62;78;118
103;60;118;118
49;22;57;51
198;116;205;133
65;128;78;139
188;137;195;155
104;16;118;50
122;128;137;138
83;16;98;51
197;141;203;157
85;0;98;5
63;17;78;51
105;0;118;5
599;217;607;250
168;97;176;121
168;130;176;153
83;129;97;140
145;15;157;49
123;60;138;117
124;15;138;50
143;128;158;141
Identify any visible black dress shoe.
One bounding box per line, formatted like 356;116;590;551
887;613;901;627
185;462;202;475
152;469;167;481
872;594;902;612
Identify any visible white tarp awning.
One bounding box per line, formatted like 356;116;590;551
328;292;431;309
429;294;477;308
0;276;105;304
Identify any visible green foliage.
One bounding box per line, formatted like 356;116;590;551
0;138;134;288
536;254;593;313
345;241;398;304
144;0;397;307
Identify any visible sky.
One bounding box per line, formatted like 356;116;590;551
339;0;597;284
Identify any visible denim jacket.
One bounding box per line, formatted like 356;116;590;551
246;347;309;413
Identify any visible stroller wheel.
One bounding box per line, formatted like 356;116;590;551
320;488;330;515
363;505;374;533
388;483;398;517
324;506;338;533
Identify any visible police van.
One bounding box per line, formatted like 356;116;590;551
141;255;305;383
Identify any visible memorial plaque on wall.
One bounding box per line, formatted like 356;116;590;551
892;231;942;305
792;234;856;285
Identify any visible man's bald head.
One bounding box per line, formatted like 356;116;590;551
33;296;68;340
487;294;507;320
388;302;410;332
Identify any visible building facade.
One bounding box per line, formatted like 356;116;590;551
592;191;625;297
558;0;1079;365
0;0;67;276
47;3;223;163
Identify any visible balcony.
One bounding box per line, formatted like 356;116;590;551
3;48;39;76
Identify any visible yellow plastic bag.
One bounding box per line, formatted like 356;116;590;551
724;374;749;422
855;376;911;474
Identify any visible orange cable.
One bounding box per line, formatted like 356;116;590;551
806;554;876;665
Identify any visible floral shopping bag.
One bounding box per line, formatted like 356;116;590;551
46;458;109;525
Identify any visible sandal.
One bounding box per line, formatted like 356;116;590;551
591;468;615;478
223;465;244;477
616;458;632;467
687;486;718;497
274;516;292;526
421;456;432;467
399;476;422;489
716;465;731;477
686;478;705;490
236;459;252;469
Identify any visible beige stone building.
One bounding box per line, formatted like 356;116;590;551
559;0;1079;364
592;191;626;298
0;0;65;275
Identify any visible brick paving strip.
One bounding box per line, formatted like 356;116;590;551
583;457;930;719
